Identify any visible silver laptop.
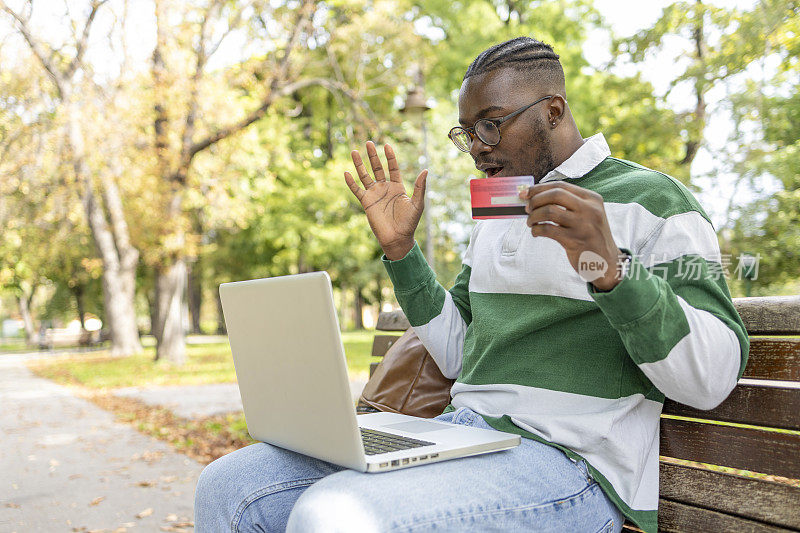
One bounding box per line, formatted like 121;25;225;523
219;271;520;472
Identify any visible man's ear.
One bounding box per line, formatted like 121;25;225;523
547;95;566;127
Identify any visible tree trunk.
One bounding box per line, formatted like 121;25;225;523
215;290;226;334
375;272;383;313
154;258;187;364
73;284;86;328
188;260;202;334
146;288;158;338
101;262;141;356
679;9;708;168
17;292;37;345
354;288;364;330
66;97;142;357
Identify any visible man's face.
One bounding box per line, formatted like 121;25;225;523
458;67;555;181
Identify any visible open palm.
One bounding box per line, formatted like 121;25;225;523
345;141;427;260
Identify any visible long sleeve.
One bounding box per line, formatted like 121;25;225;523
383;241;473;379
591;211;749;410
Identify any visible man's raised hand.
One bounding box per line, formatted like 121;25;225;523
345;141;427;261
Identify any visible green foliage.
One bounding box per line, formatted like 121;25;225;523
718;1;800;290
4;0;798;336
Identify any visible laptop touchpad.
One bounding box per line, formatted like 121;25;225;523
384;421;453;433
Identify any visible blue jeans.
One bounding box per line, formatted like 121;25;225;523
194;407;624;532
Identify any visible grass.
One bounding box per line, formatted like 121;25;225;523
27;330;376;390
0;338;41;353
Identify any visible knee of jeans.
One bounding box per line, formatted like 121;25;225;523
195;456;236;512
285;481;383;533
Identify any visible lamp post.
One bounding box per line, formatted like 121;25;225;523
401;78;433;270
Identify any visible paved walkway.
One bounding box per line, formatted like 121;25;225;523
0;355;204;533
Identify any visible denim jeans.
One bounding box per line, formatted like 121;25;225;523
194;407;624;532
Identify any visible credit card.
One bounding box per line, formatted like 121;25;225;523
470;175;534;219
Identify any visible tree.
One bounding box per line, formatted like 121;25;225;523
147;0;432;361
1;0;142;355
723;1;800;290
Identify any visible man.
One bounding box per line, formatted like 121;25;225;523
195;37;748;533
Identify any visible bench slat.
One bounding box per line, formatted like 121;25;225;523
734;296;800;335
376;310;411;331
657;499;792;532
663;383;800;431
371;334;402;357
743;338;800;381
659;462;800;529
660;418;800;479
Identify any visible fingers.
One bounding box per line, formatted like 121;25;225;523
344;171;365;201
411;169;428;211
526;205;574;228
525;187;583;213
384;144;402;183
366;141;386;182
529;220;568;242
350;149;374;189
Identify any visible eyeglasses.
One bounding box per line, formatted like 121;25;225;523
448;95;554;153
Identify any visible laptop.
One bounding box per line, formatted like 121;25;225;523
219;271;520;472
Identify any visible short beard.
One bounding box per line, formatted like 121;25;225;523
530;117;555;182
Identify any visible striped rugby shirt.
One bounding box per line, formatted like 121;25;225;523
382;133;749;533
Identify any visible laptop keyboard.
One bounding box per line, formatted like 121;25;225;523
359;428;435;456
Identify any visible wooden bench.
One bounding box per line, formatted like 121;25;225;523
368;296;800;532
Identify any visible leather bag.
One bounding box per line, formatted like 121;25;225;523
357;328;454;418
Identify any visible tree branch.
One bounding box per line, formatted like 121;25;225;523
183;0;316;166
65;0;108;79
0;1;65;97
276;77;381;133
99;167;139;269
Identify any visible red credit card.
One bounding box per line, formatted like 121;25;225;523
470;175;534;219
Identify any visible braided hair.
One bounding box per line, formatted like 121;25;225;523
464;37;565;94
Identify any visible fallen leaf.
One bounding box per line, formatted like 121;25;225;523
159;527;188;533
89;497;105;506
136;480;155;487
69;474;83;480
114;528;128;533
164;514;178;522
5;502;20;509
119;523;136;528
173;522;194;527
136;508;154;518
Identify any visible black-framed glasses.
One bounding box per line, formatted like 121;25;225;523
448;95;554;152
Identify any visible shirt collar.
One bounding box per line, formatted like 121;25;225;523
538;133;610;183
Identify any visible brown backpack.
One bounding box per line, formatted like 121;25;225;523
357;328;454;418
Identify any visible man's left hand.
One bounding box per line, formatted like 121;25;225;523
519;181;626;292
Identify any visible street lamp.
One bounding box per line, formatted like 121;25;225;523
401;78;433;270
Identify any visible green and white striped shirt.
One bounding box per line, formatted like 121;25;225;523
382;133;749;533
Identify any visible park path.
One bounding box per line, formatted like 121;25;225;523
0;354;203;533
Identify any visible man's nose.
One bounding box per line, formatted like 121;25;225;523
469;136;492;159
